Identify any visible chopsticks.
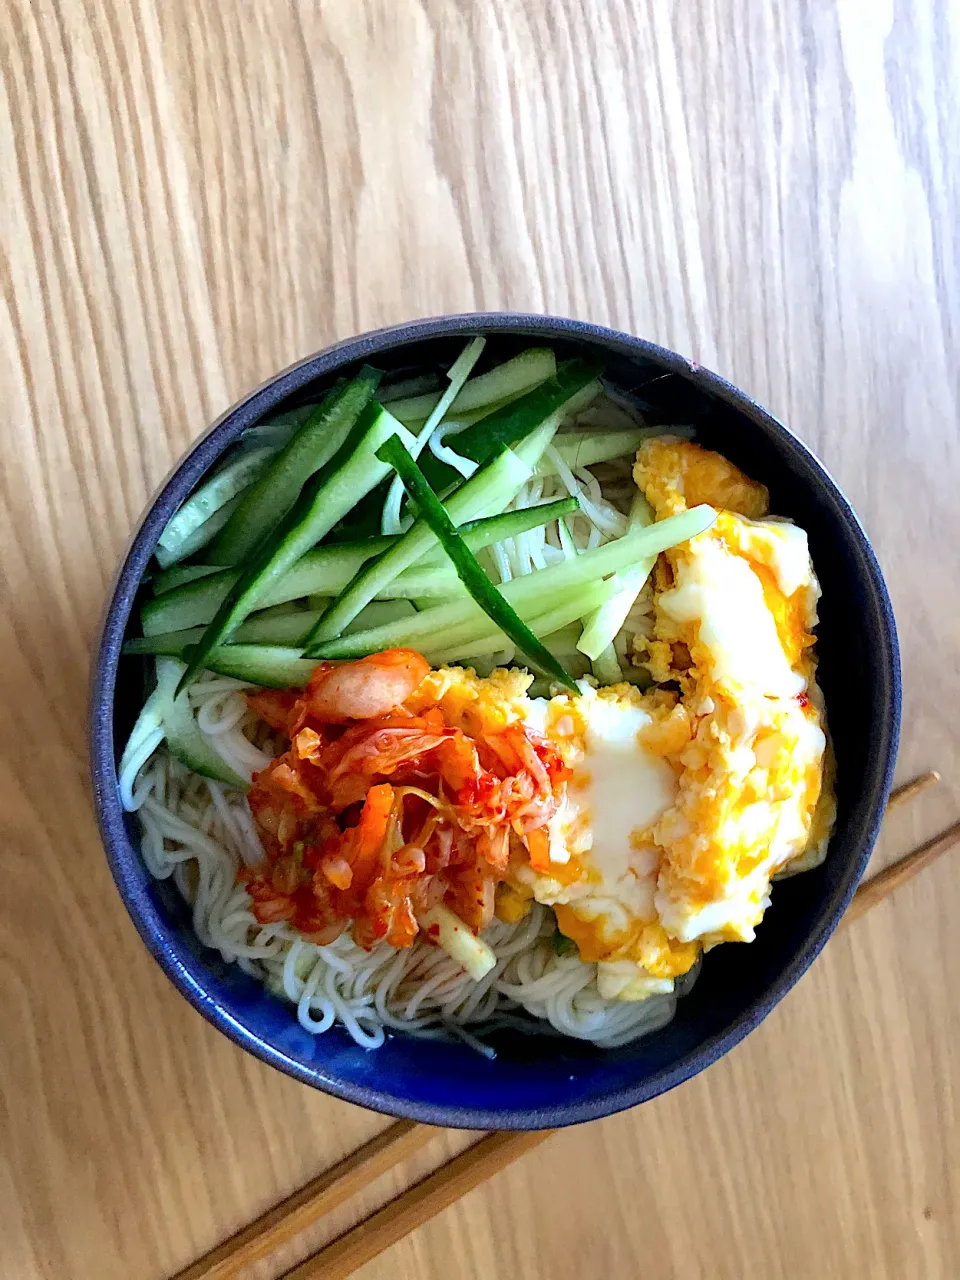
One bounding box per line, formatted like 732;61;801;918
174;770;957;1280
280;1130;553;1280
173;1121;437;1280
883;768;939;812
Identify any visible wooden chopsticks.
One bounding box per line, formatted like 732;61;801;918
174;770;956;1280
280;1130;553;1280
173;1121;437;1280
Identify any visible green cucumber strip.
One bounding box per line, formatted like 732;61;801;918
152;562;224;596
543;428;651;474
126;599;419;660
457;495;578;546
417;359;603;491
155;658;248;788
577;494;655;660
141;540;392;635
235;404;317;453
117;676;166;804
577;567;655;661
379;372;442;404
313;505;717;660
425;576;619;668
373;436;579;692
156;493;245;570
256;600;305;618
145;498;577;637
199;645;318;689
343;599;417;634
382;336;487;535
591;644;624;685
176;407;416;692
309;443;533;647
155;449;276;569
125;629;203;657
386;348;557;425
208;368;382;565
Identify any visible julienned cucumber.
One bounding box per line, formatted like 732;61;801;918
380;337;487;536
153;504;689;690
152;562;224;596
379;372;442;404
141;497;578;636
176;406;417;692
320;362;596;545
208;368;382;565
312;505;717;660
590;644;623;685
155;448;276;569
385;348;557;425
157;494;246;568
307;441;540;646
200;645;318;689
142;541;392;635
546;428;652;473
578;493;655;661
424;574;621;667
125;599;419;658
373;435;579;692
154;658;248;788
417;359;603;491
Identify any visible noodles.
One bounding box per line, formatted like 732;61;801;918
122;411;689;1053
129;710;682;1050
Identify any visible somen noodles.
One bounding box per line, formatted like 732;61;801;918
119;344;834;1052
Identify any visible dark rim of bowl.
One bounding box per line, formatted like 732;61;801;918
89;312;901;1129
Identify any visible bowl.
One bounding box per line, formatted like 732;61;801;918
90;313;900;1129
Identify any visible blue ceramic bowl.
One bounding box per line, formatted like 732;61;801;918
90;313;900;1129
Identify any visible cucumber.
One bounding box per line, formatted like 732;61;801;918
143;498;577;637
591;645;624;685
373;435;578;690
385;348;557;425
425;575;620;667
125;628;205;657
152;562;224;596
125;599;419;660
577;494;655;660
233;405;318;455
453;495;578;549
545;428;651;473
309;441;534;646
154;658;248;788
342;599;417;634
312;505;717;660
381;337;487;535
208;368;382;565
201;645;317;689
417;359;603;491
141;540;393;636
176;405;416;691
155;449;276;569
379;372;442;404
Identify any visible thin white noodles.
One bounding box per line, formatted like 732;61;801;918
119;726;164;811
122;397;688;1052
428;421;478;478
127;741;685;1052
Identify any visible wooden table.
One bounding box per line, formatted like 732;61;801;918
2;2;958;1277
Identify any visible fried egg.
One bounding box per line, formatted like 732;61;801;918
432;439;835;1002
635;440;835;946
521;439;832;1000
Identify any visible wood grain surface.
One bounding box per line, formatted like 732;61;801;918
1;2;958;1277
